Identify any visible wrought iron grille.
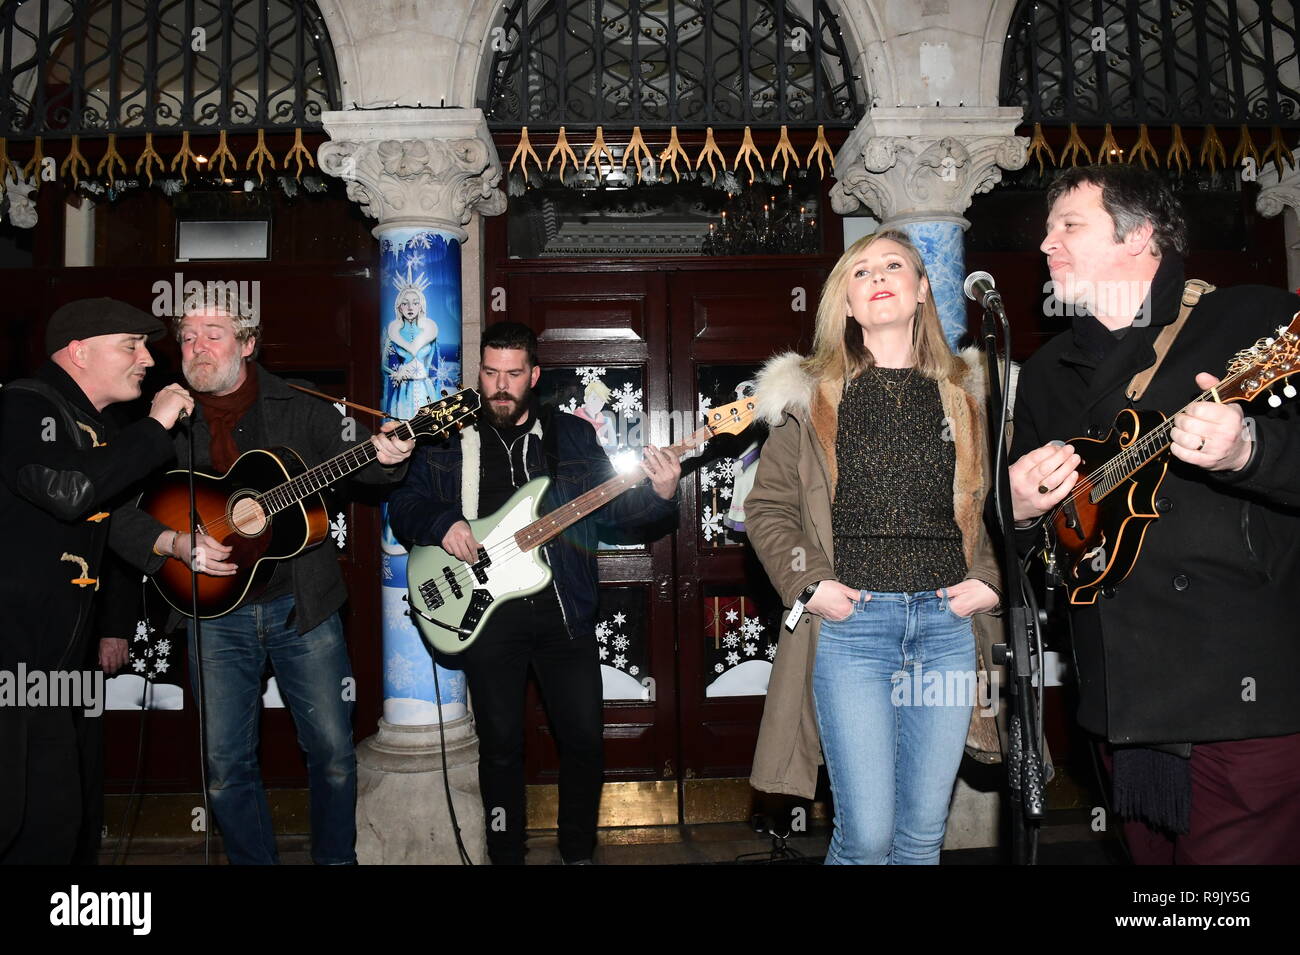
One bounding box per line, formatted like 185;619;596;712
482;0;863;129
1;0;341;139
1001;0;1300;126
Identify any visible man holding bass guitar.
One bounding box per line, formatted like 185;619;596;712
112;304;415;865
388;322;679;865
1009;164;1300;863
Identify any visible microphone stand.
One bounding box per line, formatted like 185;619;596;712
976;291;1047;865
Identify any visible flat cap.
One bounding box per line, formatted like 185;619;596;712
46;298;166;356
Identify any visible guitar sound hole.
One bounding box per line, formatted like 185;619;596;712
229;495;268;536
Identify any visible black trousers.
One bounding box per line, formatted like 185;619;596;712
458;589;603;864
0;708;81;865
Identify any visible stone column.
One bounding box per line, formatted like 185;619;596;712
830;107;1027;345
1256;165;1300;294
319;107;506;865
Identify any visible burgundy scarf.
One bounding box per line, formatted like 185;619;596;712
195;369;259;472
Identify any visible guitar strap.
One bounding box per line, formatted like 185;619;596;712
1125;279;1216;402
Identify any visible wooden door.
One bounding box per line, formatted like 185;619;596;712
493;256;834;826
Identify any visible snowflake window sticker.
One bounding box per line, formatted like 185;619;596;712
330;511;348;550
592;592;648;700
705;596;781;696
128;618;172;681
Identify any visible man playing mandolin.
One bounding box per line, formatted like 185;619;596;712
1009;164;1300;863
114;303;415;865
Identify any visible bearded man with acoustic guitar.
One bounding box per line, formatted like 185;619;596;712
1009;165;1300;863
113;304;414;865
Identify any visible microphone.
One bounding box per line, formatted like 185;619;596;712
963;270;1005;315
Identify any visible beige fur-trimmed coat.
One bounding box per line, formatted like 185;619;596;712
744;348;1004;798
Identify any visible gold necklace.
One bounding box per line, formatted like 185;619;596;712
873;365;915;409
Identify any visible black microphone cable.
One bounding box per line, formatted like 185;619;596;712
180;412;214;865
430;660;473;865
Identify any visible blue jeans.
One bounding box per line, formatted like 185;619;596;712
812;590;976;865
186;594;357;865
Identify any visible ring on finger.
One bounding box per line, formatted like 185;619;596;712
1196;437;1206;452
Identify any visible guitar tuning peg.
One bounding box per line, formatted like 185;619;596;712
1286;383;1298;399
1269;392;1283;408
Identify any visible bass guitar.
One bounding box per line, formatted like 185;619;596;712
405;395;757;654
1047;317;1300;604
142;389;480;617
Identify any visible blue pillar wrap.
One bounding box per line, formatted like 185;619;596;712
900;219;967;349
378;227;467;724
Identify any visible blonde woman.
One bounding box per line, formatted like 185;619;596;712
745;230;1001;865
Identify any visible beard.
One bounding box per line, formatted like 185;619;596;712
184;355;243;395
483;391;528;428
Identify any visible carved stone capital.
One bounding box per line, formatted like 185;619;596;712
830;107;1027;227
1256;163;1300;219
318;108;506;239
2;172;39;229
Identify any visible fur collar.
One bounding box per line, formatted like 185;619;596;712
753;346;1008;425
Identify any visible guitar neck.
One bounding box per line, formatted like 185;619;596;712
515;422;716;552
260;419;416;515
1086;380;1245;501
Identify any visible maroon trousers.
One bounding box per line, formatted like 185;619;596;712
1102;733;1300;864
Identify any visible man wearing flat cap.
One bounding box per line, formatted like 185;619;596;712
0;298;193;864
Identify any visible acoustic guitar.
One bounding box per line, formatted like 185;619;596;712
142;389;480;618
405;395;757;654
1048;316;1300;604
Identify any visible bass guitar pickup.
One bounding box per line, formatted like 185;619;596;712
470;546;491;585
442;566;463;600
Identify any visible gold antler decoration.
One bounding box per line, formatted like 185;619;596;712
170;130;199;183
658;126;689;182
207;129;237;180
806;124;835;179
1232;124;1260;172
1027;122;1056;174
1098;124;1123;163
1262;125;1295;176
60;134;89;187
581;126;615;174
23;136;45;178
621;125;654;183
546;126;580;183
135;132;165;185
283;127;315;179
1198;125;1227;175
0;138;14;184
245;128;277;184
1128;124;1158;169
508;126;543;182
1165;124;1191;175
95;133;127;185
770;124;799;178
1060;123;1092;167
734;126;766;183
695;126;726;182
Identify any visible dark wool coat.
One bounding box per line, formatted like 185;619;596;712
0;361;176;856
1012;253;1300;744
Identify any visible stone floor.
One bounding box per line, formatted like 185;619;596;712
98;809;1124;866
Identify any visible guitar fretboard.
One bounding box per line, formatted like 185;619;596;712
258;419;417;516
514;423;718;552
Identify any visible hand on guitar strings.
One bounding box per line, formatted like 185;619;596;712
639;445;681;500
1009;442;1081;521
441;520;482;565
173;531;238;576
374;420;417;466
1170;373;1254;472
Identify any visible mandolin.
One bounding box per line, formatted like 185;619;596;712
142;389;480;618
1047;316;1300;604
404;395;757;654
